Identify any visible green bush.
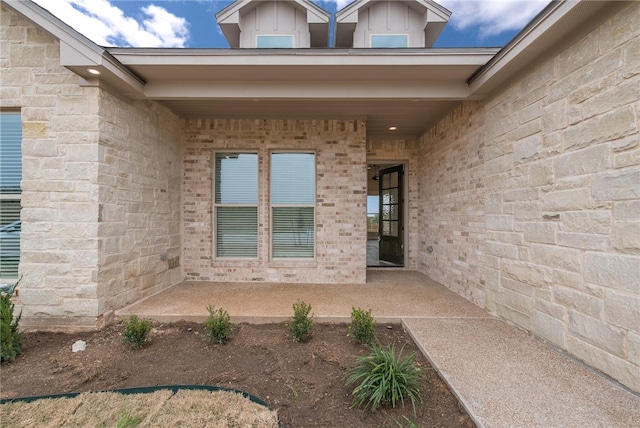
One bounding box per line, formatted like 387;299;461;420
288;300;313;342
345;343;423;414
350;307;376;345
204;305;234;344
122;315;153;348
0;282;22;362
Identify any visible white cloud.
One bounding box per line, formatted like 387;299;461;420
439;0;550;38
32;0;189;47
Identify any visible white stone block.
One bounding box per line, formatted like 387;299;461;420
554;144;611;178
554;286;603;319
613;222;640;251
533;310;566;348
569;310;625;357
605;291;640;333
585;252;640;293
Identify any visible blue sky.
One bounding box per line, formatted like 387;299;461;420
32;0;550;48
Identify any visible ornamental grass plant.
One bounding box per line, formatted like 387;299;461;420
345;342;423;414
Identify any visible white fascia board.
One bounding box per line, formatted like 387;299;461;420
469;0;610;97
2;0;144;95
335;0;367;21
143;80;471;100
296;0;330;23
215;0;250;21
421;0;452;20
111;48;497;67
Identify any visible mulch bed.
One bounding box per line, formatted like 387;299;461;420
1;322;475;427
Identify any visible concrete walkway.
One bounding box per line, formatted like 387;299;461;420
117;270;640;427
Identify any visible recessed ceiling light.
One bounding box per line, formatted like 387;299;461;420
87;68;101;75
389;126;397;131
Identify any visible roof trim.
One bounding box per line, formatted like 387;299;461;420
1;0;144;95
469;0;615;97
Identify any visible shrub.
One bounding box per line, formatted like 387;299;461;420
350;307;376;345
345;343;423;414
0;282;22;362
122;315;153;348
288;300;313;342
204;305;234;344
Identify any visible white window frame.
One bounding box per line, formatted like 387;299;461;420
270;151;316;261
213;151;259;260
370;34;409;48
256;34;295;48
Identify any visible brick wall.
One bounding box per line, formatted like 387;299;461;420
183;119;367;284
418;102;487;307
419;4;639;391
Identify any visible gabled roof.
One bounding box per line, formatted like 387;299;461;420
216;0;331;48
2;0;618;140
335;0;451;48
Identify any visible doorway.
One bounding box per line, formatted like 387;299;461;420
367;163;404;267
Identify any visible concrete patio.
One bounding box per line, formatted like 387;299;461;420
117;270;640;428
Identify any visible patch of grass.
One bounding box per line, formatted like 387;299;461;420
288;300;313;342
345;343;423;414
116;409;144;428
122;315;153;348
204;305;234;344
350;307;376;345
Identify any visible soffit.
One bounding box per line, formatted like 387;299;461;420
108;48;495;140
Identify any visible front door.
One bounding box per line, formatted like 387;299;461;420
378;165;404;265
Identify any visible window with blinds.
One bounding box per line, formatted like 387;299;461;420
0;112;22;279
271;153;315;259
214;152;258;258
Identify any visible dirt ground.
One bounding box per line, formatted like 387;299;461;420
1;322;475;427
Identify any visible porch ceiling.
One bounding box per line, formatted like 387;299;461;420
107;48;498;140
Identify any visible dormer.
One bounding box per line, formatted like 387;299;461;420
335;0;451;48
216;0;331;48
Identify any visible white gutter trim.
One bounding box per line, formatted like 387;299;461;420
2;0;144;94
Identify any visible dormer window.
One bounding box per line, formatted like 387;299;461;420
257;35;295;49
371;35;409;48
335;0;451;48
216;0;330;49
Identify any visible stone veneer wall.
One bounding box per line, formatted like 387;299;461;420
419;4;639;392
367;139;420;270
1;4;183;329
183;119;367;284
97;95;182;321
1;5;101;329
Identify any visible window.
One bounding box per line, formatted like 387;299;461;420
371;35;408;48
214;152;258;258
271;153;315;259
257;35;294;48
0;112;22;279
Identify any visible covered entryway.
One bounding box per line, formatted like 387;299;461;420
367;163;405;267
